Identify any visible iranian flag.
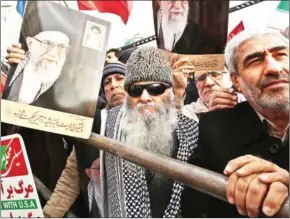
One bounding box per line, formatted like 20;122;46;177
77;1;133;24
268;1;289;32
227;21;244;42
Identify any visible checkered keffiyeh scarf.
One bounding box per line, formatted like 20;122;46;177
8;53;31;87
88;180;95;213
37;81;53;98
103;106;199;218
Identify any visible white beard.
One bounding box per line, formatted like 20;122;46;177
121;93;178;158
18;58;64;104
159;8;188;51
166;14;188;35
120;92;178;186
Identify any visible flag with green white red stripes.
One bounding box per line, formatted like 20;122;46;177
268;1;289;32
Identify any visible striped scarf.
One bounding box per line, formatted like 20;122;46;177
103;106;199;218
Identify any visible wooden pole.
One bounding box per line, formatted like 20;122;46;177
78;133;289;218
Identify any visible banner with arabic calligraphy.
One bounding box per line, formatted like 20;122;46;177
151;0;229;104
1;134;44;218
1;1;111;138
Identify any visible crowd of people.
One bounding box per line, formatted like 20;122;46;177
2;27;289;218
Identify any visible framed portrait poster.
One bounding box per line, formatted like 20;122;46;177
1;1;111;139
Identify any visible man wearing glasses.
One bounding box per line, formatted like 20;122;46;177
6;31;69;105
99;47;199;217
182;69;246;121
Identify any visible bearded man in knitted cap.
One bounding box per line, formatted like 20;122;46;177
96;47;199;218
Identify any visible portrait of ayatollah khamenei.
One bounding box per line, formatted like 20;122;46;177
1;1;111;138
152;0;229;106
152;0;229;55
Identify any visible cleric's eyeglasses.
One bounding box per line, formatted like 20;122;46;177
33;38;70;54
127;83;172;97
194;71;225;83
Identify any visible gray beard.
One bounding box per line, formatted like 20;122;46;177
121;101;177;157
238;73;289;116
18;60;63;104
34;60;64;83
158;9;188;51
161;9;188;35
121;96;178;186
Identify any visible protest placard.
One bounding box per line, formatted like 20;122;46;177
2;1;111;138
152;0;229;104
153;0;229;55
1;134;44;218
152;0;229;72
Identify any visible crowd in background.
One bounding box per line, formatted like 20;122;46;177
1;27;289;218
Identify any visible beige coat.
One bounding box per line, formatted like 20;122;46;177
42;147;80;218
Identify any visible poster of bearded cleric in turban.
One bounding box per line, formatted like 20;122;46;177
153;0;229;55
153;0;229;104
1;1;110;138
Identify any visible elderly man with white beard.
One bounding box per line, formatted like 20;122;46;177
97;47;199;218
156;0;222;54
6;31;69;105
157;0;189;52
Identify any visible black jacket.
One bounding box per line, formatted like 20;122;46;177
73;109;102;217
182;101;289;218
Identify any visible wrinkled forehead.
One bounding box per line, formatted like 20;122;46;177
34;31;70;45
194;70;227;77
237;34;289;62
104;73;124;81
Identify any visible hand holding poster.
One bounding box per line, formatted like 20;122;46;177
1;1;111;138
153;0;229;70
153;0;229;105
1;134;44;218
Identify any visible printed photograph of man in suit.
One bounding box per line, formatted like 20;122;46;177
6;31;70;105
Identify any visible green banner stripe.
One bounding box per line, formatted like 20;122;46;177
1;146;7;170
276;8;289;14
1;199;38;210
277;1;289;12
